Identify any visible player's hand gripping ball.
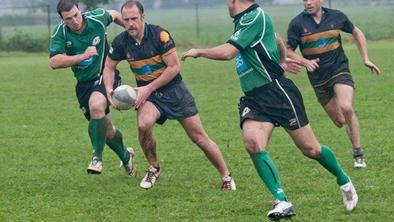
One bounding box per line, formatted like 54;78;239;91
112;85;137;110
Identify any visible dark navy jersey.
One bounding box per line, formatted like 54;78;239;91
287;7;354;87
109;23;181;87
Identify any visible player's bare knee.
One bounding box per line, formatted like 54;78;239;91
243;138;261;153
334;118;345;127
339;103;354;116
301;146;321;159
138;121;154;133
190;134;209;148
90;107;105;119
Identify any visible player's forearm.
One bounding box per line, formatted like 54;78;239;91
286;48;306;65
275;33;287;62
197;44;236;61
147;65;180;92
353;27;370;62
103;66;115;93
108;10;124;28
49;54;86;69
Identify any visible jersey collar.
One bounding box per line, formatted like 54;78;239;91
303;7;329;25
232;3;259;21
302;7;328;18
127;23;149;45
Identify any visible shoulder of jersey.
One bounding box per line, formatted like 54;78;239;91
85;8;106;18
149;24;164;36
240;8;263;24
51;23;66;37
327;8;345;17
113;31;129;43
290;12;304;25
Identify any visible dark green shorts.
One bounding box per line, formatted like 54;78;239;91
239;77;309;130
148;81;198;125
75;71;121;120
313;73;354;106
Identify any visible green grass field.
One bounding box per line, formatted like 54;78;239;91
1;41;394;221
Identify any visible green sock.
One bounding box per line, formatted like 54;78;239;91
106;129;128;164
316;145;349;186
250;150;287;201
88;117;108;160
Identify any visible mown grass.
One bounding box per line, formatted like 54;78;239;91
0;40;393;221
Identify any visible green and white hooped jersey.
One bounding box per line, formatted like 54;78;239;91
49;8;112;82
227;4;284;93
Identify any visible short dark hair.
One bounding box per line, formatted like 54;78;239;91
121;0;144;14
57;0;78;17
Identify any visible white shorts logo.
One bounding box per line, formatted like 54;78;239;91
289;118;298;126
242;107;251;117
81;107;87;115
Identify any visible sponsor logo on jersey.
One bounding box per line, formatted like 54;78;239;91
141;65;153;74
76;51;94;68
160;31;170;43
235;53;252;78
317;39;329;47
235;54;245;71
230;30;241;41
92;36;101;46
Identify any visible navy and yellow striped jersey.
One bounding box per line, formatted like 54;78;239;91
287;7;354;87
109;23;181;87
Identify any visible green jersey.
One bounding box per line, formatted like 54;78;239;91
49;8;113;82
227;4;284;93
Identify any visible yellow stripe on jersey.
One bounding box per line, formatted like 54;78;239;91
302;42;340;55
134;67;167;81
127;48;176;68
300;30;341;43
129;55;162;68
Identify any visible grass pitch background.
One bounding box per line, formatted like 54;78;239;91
1;41;393;221
1;4;394;219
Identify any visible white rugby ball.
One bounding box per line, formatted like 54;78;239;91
112;85;137;110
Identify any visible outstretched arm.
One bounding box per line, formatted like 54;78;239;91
181;43;238;61
352;26;381;75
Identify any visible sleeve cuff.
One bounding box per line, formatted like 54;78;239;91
227;40;243;51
